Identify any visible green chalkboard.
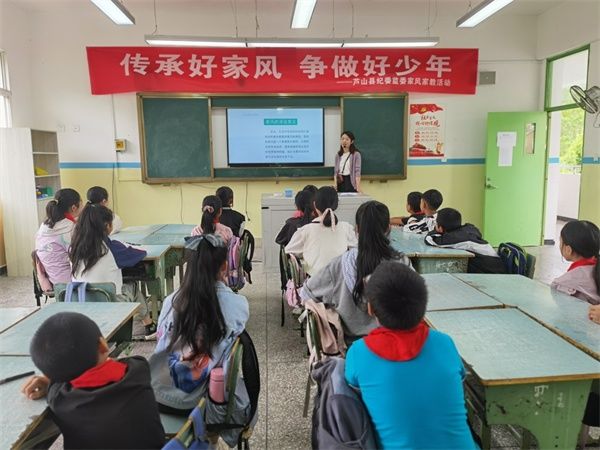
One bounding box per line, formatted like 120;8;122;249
139;96;212;183
342;96;407;179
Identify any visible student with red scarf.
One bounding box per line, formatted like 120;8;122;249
345;262;476;449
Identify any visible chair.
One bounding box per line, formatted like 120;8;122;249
54;282;118;302
302;310;323;418
162;399;210;449
278;246;290;326
525;253;536;279
31;251;54;306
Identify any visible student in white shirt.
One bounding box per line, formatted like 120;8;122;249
69;203;155;335
285;186;357;275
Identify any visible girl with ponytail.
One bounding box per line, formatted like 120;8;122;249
69;203;155;334
552;220;600;305
191;195;233;245
35;188;82;284
300;201;411;339
285;186;357;275
275;189;316;247
150;234;249;413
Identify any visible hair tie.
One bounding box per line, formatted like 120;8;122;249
87;200;93;205
184;233;225;251
321;208;336;231
203;205;214;214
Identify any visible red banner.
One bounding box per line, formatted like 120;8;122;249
86;47;478;95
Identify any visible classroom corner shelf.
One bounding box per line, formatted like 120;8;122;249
0;128;62;277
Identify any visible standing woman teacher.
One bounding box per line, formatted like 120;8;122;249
334;131;362;193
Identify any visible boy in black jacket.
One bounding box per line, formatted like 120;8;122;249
22;312;165;450
425;208;506;274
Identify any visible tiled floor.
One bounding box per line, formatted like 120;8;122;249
0;223;596;449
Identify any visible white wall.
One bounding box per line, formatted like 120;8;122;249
0;0;542;168
558;173;581;219
0;0;33;127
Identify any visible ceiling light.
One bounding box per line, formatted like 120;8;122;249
90;0;135;25
456;0;514;28
342;38;439;48
291;0;317;29
247;39;342;48
145;35;247;48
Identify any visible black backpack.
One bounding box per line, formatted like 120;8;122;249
241;230;255;284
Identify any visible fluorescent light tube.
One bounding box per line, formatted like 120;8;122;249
90;0;135;25
247;38;342;48
145;35;247;48
456;0;514;27
343;38;439;48
291;0;317;29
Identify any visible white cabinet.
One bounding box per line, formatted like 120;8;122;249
261;193;372;272
0;128;62;276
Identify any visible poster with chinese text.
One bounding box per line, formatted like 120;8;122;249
409;104;445;158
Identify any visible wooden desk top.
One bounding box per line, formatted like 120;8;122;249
140;244;170;260
453;274;600;360
154;224;195;235
427;308;600;386
0;308;39;334
0;302;139;356
389;228;473;258
422;274;503;312
0;356;46;450
140;234;188;248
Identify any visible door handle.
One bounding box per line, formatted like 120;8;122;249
485;178;498;190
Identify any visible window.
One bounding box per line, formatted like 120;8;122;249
0;51;12;128
545;48;589;110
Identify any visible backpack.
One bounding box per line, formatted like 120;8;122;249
227;236;245;292
498;242;528;276
285;254;306;307
240;230;255;284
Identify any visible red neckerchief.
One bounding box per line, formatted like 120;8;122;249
292;211;304;219
70;359;127;389
364;322;429;361
568;256;598;272
411;211;423;216
65;213;76;223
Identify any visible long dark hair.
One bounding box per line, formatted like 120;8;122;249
315;186;339;228
70;204;113;276
170;236;228;359
44;188;81;228
352;201;398;305
200;195;222;234
561;220;600;293
337;131;359;156
295;190;315;226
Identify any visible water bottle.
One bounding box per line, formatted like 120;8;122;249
209;367;225;403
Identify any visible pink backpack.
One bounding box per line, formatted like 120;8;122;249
285;254;306;307
227;236;245;292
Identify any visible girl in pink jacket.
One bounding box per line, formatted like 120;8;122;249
35;188;83;284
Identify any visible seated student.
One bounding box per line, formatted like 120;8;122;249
300;201;411;339
425;208;506;274
275;189;315;247
390;191;424;226
151;234;249;413
87;185;123;234
35;188;83;284
403;189;443;234
192;195;234;245
345;262;477;449
216;186;246;237
69;204;156;335
303;184;318;194
552;220;599;304
285;186;357;275
22;312;165;449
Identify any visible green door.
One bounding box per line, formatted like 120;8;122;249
484;112;547;246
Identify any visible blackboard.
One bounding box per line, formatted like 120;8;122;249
138;94;407;182
342;96;407;179
139;96;212;183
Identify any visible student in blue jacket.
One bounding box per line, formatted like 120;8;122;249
345;262;476;449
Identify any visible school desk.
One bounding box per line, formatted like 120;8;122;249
137;244;170;320
0;307;39;334
389;228;473;273
427;308;600;449
421;274;503;311
0;302;139;356
452;274;600;360
0;356;48;449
